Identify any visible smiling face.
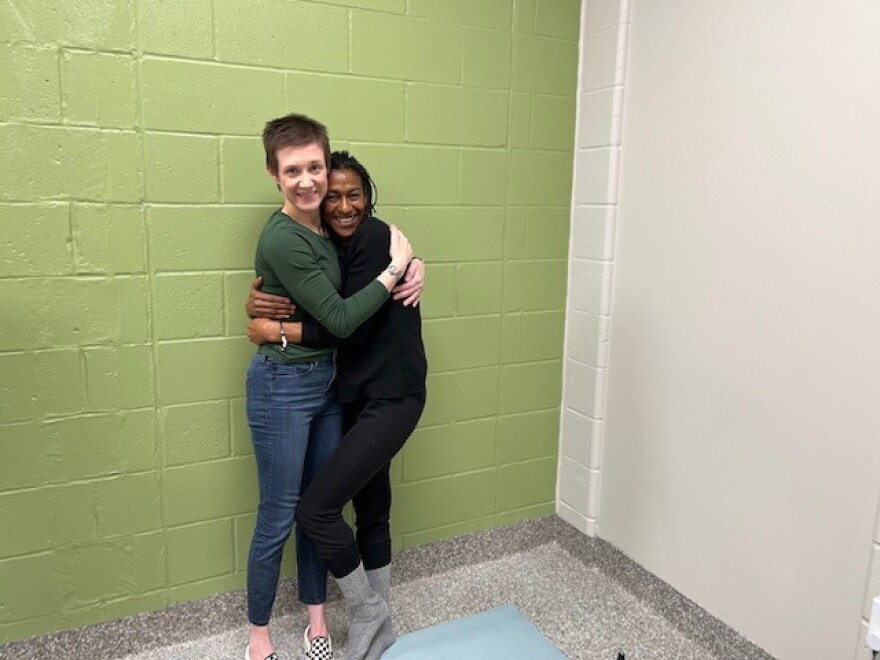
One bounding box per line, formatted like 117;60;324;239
323;168;367;245
269;142;328;223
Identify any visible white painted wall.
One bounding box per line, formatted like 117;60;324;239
595;2;880;659
557;0;630;537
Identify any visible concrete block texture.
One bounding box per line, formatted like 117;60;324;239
509;92;532;147
73;204;146;275
142;59;285;135
0;204;72;277
406;84;509;147
214;0;348;72
138;0;214;58
502;310;565;363
409;0;512;30
498;456;557;511
531;95;577;151
565;309;609;367
497;409;560;463
285;73;405;143
536;0;583;40
0;351;84;423
558;455;591;513
154;273;225;340
560;407;596;467
584;0;626;34
403;419;497;482
525;207;571;259
0;0;135;51
1;125;142;202
405;207;504;261
166;519;235;586
504;259;568;312
501;361;564;414
578;88;618;148
863;542;880;617
421;368;501;426
459;149;508;204
0;277;149;351
515;34;579;96
162;401;231;467
574;147;620;204
570;205;616;260
580;23;626;91
352;11;461;84
463;28;511;89
83;345;155;410
144;133;219;202
564;358;606;419
0;44;61;122
352;144;461;206
0;0;580;641
455;262;504;315
422;315;502;372
63;51;137;128
508;149;574;206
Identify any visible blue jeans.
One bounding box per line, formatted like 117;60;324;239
245;353;343;626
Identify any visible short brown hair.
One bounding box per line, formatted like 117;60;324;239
262;113;331;174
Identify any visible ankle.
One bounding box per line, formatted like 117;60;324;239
307;603;329;638
248;625;273;657
307;622;329;639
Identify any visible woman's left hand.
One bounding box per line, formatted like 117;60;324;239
246;318;278;345
392;258;425;307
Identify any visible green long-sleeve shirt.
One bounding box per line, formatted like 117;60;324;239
254;209;389;363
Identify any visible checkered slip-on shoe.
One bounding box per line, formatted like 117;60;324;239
244;647;278;660
303;625;333;660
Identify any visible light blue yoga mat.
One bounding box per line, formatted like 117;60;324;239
382;604;566;659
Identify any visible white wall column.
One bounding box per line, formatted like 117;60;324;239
557;0;631;536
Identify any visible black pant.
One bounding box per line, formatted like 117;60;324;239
295;391;426;578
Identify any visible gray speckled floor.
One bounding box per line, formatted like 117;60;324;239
0;516;775;660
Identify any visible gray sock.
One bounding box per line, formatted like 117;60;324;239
365;565;396;660
336;563;390;660
366;565;391;603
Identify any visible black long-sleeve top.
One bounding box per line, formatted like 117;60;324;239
302;215;427;403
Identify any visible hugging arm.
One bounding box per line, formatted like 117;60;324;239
242;258;423;320
247;225;425;349
300;219;395;348
260;225;411;339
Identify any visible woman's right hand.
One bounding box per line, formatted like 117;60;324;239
388;225;414;271
392;257;425;307
246;318;279;345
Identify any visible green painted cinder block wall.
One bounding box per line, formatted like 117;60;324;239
0;0;579;641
